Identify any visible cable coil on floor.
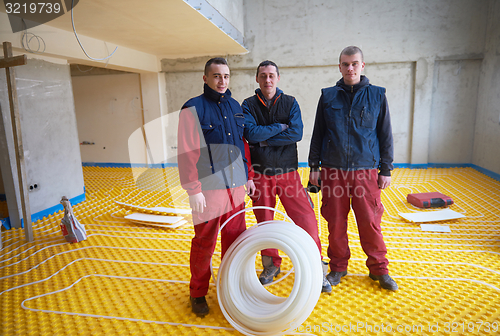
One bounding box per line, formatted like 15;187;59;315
215;207;323;335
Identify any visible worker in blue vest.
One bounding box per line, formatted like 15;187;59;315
309;46;398;291
178;57;256;317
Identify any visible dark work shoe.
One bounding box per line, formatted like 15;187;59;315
326;270;347;286
321;261;332;293
369;273;398;291
190;296;209;317
322;274;332;293
259;255;280;285
259;265;280;285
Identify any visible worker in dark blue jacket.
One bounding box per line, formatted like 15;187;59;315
178;57;256;317
309;46;397;291
242;60;331;293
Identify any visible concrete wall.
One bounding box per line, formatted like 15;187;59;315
473;0;500;175
206;0;245;33
231;0;487;68
163;62;414;164
72;73;146;164
162;0;490;165
429;59;481;164
0;59;84;228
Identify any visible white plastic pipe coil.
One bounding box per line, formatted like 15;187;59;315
214;206;323;335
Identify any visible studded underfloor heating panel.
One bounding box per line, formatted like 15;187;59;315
0;167;499;335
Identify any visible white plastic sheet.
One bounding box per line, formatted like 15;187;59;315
124;213;188;229
399;208;465;223
420;224;452;232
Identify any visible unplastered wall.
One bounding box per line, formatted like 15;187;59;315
164;62;414;164
429;59;481;164
72;73;146;164
206;0;245;34
0;59;84;227
473;0;500;175
162;0;489;165
231;63;414;164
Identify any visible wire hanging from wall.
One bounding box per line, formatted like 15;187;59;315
71;0;118;61
75;64;94;73
20;19;46;54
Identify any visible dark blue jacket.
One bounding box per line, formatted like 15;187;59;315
308;76;394;174
242;88;302;176
180;84;248;191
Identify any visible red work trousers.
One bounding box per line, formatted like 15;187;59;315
250;171;322;267
189;186;246;298
320;168;389;275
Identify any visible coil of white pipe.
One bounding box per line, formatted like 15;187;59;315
215;207;323;335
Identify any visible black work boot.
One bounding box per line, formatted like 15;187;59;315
322;261;332;293
259;255;280;285
190;296;209;317
326;270;347;286
369;273;398;291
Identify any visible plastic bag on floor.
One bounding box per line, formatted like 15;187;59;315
60;196;87;243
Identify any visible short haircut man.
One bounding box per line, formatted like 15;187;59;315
309;46;398;291
255;60;280;76
338;45;364;63
177;57;255;317
204;57;228;75
242;60;332;293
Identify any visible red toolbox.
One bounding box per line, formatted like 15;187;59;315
407;192;454;208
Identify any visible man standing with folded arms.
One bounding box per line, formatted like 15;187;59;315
177;57;256;317
242;60;331;293
309;46;398;291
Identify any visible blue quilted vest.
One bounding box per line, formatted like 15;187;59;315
319;83;386;170
182;84;248;190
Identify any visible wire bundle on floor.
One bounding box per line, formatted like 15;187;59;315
216;213;323;336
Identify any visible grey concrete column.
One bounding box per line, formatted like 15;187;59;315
410;57;435;165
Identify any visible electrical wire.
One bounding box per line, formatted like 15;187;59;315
71;0;118;61
20;19;46;54
214;206;323;336
75;44;112;73
75;64;94;73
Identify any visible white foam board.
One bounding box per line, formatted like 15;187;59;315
399;208;465;223
130;219;188;229
116;201;191;215
125;213;184;223
124;213;189;229
420;224;451;233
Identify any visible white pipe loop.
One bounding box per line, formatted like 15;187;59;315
214;206;323;335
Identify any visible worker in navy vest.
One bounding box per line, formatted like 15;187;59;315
242;60;332;293
309;46;398;291
177;57;256;317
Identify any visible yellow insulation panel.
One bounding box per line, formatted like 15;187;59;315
0;167;499;335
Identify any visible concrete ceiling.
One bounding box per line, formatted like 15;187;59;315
42;0;247;59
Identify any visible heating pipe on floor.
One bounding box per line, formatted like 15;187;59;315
213;207;323;336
